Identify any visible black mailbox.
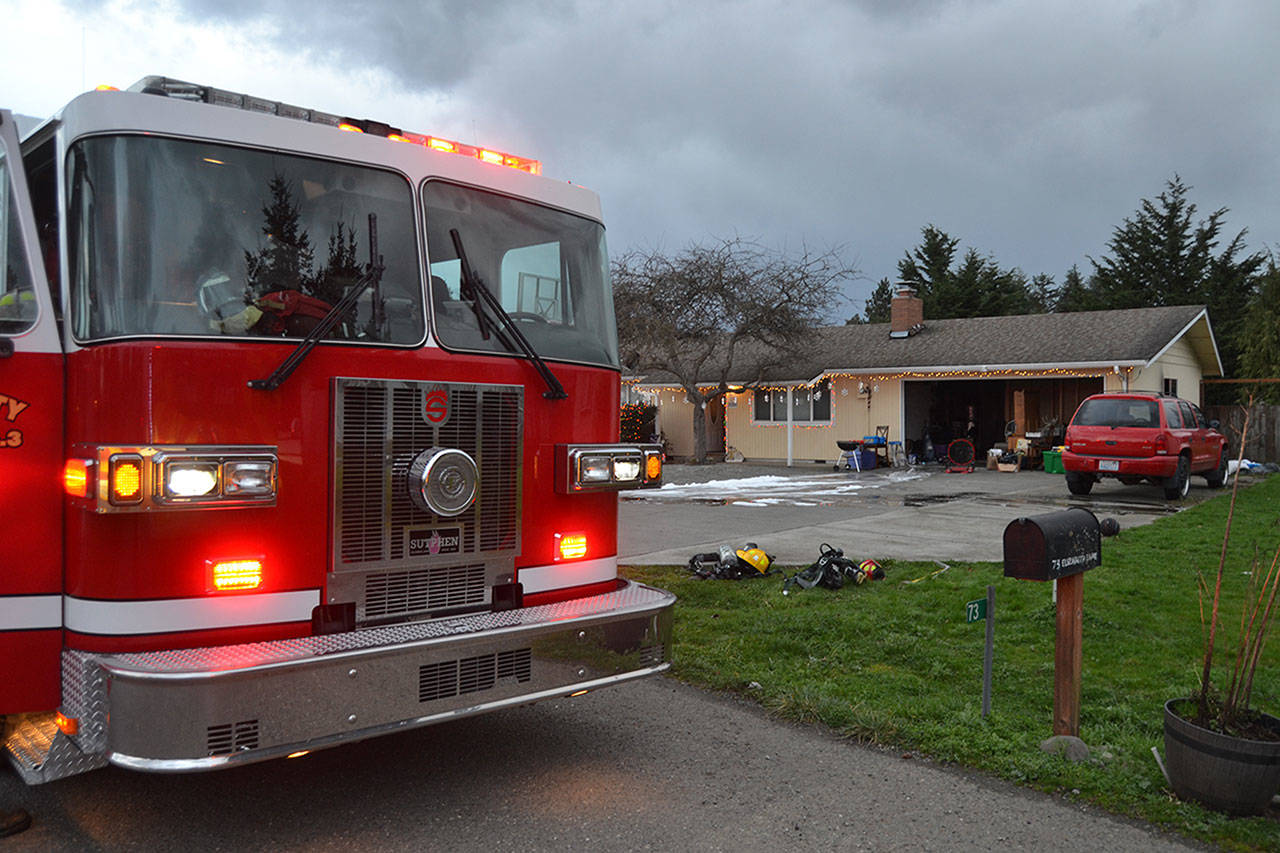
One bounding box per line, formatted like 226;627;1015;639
1003;508;1101;581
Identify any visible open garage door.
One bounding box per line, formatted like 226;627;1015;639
903;377;1102;463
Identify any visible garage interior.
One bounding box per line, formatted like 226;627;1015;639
902;377;1103;464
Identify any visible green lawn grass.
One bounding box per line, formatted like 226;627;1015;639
625;474;1280;852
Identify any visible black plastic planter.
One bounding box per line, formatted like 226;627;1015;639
1163;698;1280;816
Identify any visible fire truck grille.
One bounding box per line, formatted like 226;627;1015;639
418;648;532;703
364;564;486;620
334;378;523;568
207;720;260;756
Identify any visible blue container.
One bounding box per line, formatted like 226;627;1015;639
860;450;876;470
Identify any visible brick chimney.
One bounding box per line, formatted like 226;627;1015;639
889;283;924;338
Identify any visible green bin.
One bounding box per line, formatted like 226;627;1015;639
1043;450;1064;474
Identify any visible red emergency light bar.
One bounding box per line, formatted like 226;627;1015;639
123;76;542;175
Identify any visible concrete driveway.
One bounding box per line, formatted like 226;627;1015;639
619;461;1217;566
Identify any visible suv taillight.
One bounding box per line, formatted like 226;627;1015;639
1154;433;1169;454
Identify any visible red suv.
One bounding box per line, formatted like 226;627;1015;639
1061;392;1228;500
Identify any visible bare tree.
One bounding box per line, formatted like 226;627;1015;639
613;238;853;462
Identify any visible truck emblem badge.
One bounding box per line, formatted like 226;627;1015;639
407;526;461;557
423;389;449;425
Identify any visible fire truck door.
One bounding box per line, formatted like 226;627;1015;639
0;110;63;713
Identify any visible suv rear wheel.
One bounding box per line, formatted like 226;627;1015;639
1066;471;1094;496
1164;455;1191;500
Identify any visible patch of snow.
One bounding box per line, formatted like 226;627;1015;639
628;469;933;503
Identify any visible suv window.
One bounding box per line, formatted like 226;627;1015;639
1178;402;1197;430
1162;400;1182;428
1073;397;1159;428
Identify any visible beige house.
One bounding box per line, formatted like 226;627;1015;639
633;288;1222;465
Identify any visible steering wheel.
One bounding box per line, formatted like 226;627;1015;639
508;311;549;324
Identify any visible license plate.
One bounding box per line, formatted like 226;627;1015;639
1098;459;1119;472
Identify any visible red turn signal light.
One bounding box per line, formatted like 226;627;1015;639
209;558;264;592
554;532;588;562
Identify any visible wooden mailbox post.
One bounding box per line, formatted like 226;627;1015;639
1003;507;1102;737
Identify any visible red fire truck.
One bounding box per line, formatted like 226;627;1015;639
0;77;672;783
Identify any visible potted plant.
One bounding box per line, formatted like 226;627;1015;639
1164;403;1280;815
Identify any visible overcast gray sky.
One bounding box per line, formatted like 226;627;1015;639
4;0;1278;318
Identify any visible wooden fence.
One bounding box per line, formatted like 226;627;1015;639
1204;403;1280;463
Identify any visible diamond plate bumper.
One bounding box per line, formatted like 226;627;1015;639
13;579;672;781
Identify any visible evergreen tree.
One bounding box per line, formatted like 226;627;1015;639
314;220;361;306
1239;259;1280;403
1089;176;1263;382
1053;265;1099;313
862;277;893;323
1028;273;1057;313
896;225;958;316
896;226;1030;319
244;175;316;299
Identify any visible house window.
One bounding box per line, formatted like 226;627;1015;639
753;390;786;422
752;380;831;423
1163;378;1178;397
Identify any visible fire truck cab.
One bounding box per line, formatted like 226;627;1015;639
0;78;672;783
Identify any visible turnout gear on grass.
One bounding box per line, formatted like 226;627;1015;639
783;544;885;593
858;559;885;581
688;543;776;579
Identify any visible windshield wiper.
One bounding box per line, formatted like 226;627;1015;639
249;213;385;391
449;229;567;401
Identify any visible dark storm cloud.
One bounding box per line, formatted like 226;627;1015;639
110;0;1280;314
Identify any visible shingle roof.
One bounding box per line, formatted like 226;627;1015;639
634;304;1217;385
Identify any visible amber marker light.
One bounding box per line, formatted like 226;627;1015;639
337;122;364;133
109;455;144;505
555;532;588;562
209;559;264;592
63;459;91;498
55;711;79;736
645;452;663;483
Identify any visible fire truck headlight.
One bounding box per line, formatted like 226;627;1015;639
579;455;612;483
558;444;664;492
611;455;642;483
165;462;219;498
77;446;278;511
225;460;274;496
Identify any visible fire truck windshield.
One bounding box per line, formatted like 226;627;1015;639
425;181;619;368
67;135;424;344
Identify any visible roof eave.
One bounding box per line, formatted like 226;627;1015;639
1144;308;1223;377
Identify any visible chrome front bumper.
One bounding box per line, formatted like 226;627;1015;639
22;580;672;782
